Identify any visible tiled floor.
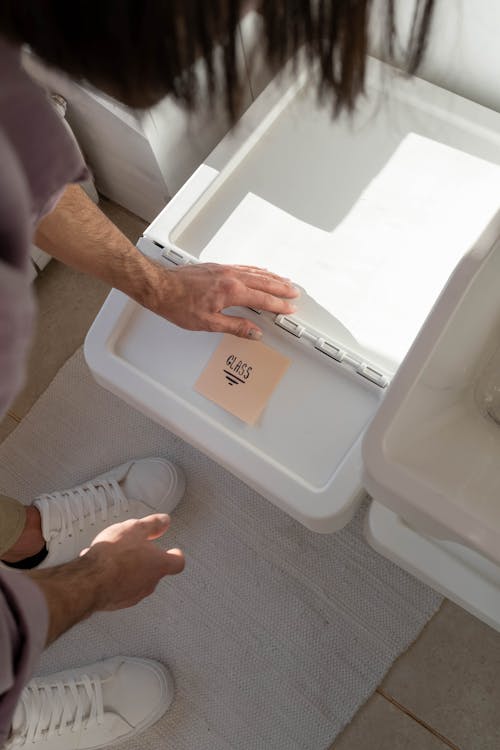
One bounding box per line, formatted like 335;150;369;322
2;199;500;750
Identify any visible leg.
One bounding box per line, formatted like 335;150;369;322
2;457;185;569
0;496;45;564
2;459;186;745
0;569;49;746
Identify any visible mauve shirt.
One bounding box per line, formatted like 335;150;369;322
0;37;88;743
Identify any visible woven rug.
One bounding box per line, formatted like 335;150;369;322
0;349;442;750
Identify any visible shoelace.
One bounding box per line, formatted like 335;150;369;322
12;674;104;745
36;479;129;543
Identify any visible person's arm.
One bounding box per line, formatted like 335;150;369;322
27;514;184;645
35;184;299;340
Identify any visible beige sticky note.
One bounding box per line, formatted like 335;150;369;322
195;335;291;425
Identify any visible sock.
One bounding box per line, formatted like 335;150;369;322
3;545;48;569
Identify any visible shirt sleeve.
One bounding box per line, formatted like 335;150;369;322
0;567;48;745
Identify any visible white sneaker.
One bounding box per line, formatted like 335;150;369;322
34;457;185;568
6;657;173;749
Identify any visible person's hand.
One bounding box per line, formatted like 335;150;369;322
28;514;185;645
144;260;300;340
82;514;185;611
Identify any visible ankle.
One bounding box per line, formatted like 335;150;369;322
1;505;45;563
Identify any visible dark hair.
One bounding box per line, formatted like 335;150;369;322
0;1;435;116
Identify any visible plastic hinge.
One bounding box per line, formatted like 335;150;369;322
162;247;189;266
277;315;389;389
275;315;305;337
314;338;345;362
356;363;389;388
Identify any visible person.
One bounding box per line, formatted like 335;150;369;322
0;1;435;748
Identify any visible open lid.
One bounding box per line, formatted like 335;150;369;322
186;133;500;376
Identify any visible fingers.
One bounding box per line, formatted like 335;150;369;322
133;513;171;540
231;265;294;283
208;284;298;338
241;289;298;315
216;264;299;301
208;313;263;340
238;271;300;300
225;270;299;316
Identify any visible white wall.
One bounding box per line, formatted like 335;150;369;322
243;3;500;118
27;5;500;222
379;0;500;114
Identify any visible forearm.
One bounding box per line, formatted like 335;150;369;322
34;184;159;306
34;182;298;340
27;555;105;646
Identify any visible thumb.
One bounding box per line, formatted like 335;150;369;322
164;548;185;574
210;313;263;341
